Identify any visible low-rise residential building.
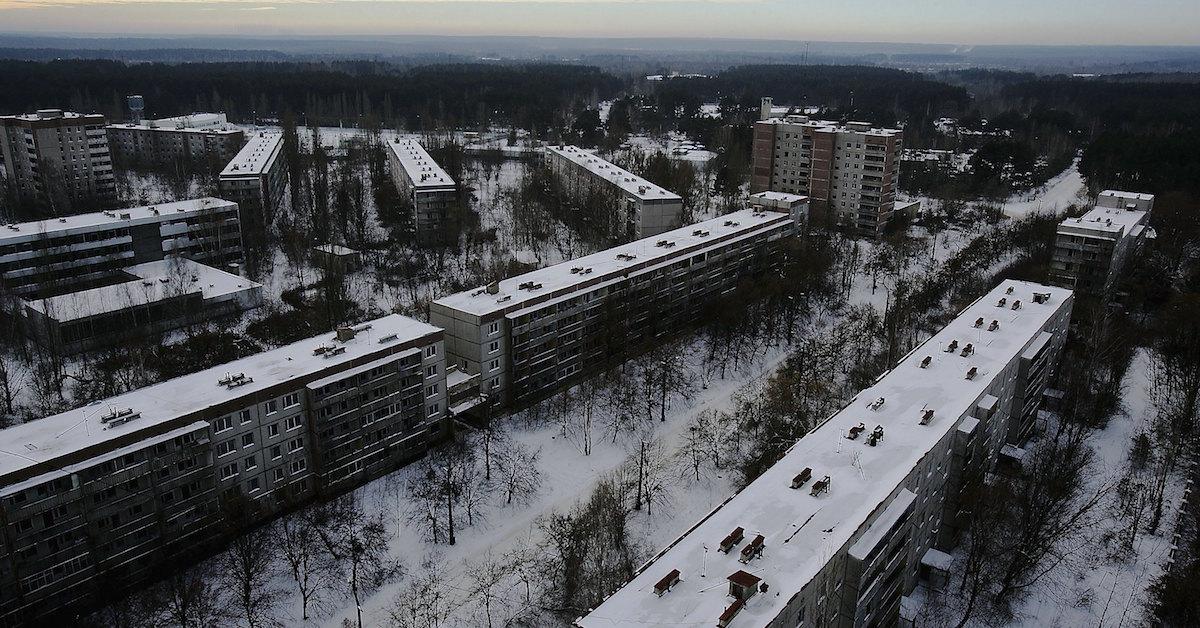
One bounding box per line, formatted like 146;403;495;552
0;197;243;299
385;138;458;240
748;191;810;226
577;280;1073;628
312;243;363;273
0;314;447;624
107;113;245;171
218;131;286;247
21;257;263;354
1049;190;1154;295
431;208;797;409
0;109;116;212
544;145;684;240
752;97;903;237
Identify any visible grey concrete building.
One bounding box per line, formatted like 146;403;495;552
543;145;684;240
578;280;1073;628
0;197;243;300
0;110;116;213
0;314;447;624
385;138;458;241
107;113;245;172
1049;190;1154;295
218;131;287;249
431;208;797;410
752;98;903;237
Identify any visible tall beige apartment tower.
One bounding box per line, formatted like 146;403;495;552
0;110;117;214
752;97;902;238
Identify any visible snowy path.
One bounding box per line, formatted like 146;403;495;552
1000;159;1086;218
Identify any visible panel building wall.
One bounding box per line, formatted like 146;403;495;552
577;280;1073;628
0;110;116;212
107;113;245;172
385;138;458;241
1049;190;1154;295
432;208;796;410
751;98;902;238
0;315;447;624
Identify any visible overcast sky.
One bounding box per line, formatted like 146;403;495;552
1;0;1197;46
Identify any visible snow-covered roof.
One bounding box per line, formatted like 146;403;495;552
0;110;104;124
749;191;809;204
24;258;260;322
313;244;360;257
758;115;902;137
1099;190;1154;203
386;138;456;190
0;198;236;245
434;209;791;318
108;113;240;135
545;145;682;202
577;280;1072;628
220;131;283;178
1057;205;1149;239
0;314;440;491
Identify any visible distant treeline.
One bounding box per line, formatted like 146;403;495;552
0;60;624;131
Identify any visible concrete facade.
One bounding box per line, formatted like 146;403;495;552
385;138;458;240
0;197;243;299
0;110;116;212
218;131;287;246
578;280;1073;628
751;98;902;238
107;113;245;171
0;315;447;624
431;208;797;410
543;145;684;240
1049;190;1154;295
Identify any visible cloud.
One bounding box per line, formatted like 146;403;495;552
1;0;759;6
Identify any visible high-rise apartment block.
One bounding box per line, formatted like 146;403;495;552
0;315;447;623
385;138;458;239
0;110;116;212
218;131;287;245
0;197;243;299
1049;190;1154;295
752;97;902;237
578;280;1072;628
431;208;798;409
107;113;245;171
543;145;684;240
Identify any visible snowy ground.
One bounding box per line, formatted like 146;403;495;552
1005;349;1186;627
999;159;1087;218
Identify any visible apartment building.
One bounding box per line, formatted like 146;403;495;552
751;97;903;237
0;110;116;212
0;314;447;624
544;145;684;240
431;208;797;409
107;113;245;171
385;138;458;240
578;279;1073;628
0;197;243;299
749;191;810;226
22;257;263;354
1049;190;1154;295
218;131;287;246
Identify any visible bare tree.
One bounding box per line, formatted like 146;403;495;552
281;505;338;620
388;556;451;628
317;494;403;628
218;521;282;628
496;439;543;506
155;564;228;628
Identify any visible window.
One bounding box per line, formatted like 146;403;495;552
425;364;438;378
268;423;279;438
291;459;307;475
428;402;441;416
487;340;500;354
241;433;255;447
286;416;302;431
273;468;285;482
284;392;299;407
271;445;282;460
216;440;236;457
220;463;238;480
264;400;278;415
489;359;500;372
239;410;252;424
214;415;233;432
244;455;258;471
288;438;303;453
487;321;500;335
426;383;439;398
424;345;437;358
